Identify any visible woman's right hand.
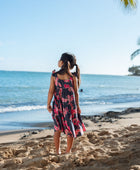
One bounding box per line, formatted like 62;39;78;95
47;104;52;113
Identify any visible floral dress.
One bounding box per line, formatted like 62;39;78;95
51;70;86;138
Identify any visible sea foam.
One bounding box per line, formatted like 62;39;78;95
0;105;46;113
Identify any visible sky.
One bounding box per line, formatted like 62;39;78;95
0;0;140;75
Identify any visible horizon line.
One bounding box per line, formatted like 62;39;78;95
0;69;127;76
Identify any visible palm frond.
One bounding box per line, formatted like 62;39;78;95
131;49;140;60
121;0;137;8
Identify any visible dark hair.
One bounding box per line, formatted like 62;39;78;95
55;53;81;88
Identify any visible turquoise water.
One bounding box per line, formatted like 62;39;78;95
0;70;140;130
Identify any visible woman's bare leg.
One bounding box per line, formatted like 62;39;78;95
66;135;74;153
54;130;61;154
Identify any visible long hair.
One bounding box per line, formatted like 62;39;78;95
55;53;81;88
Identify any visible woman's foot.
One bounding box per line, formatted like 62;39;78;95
61;150;71;154
65;150;71;154
56;150;61;155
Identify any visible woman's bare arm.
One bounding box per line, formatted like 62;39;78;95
47;75;55;112
73;76;81;113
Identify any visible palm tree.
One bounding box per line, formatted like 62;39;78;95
129;38;140;75
131;38;140;60
121;0;137;8
121;0;138;75
128;66;140;75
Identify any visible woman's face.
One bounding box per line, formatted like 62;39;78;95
58;60;63;68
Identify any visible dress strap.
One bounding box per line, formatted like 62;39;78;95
52;70;57;77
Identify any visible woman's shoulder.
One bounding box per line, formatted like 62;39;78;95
52;70;57;77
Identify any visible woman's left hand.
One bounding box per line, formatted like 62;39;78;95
77;105;81;114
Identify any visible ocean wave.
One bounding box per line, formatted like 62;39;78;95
80;101;113;105
0;105;46;113
80;93;140;105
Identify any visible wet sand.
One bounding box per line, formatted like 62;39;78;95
0;109;140;170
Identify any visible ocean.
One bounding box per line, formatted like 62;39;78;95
0;70;140;131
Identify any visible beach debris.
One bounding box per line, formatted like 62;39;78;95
20;133;29;139
19;130;42;140
31;131;38;134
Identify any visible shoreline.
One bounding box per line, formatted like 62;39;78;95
0;107;140;169
0;106;140;137
0;106;140;143
1;106;140;131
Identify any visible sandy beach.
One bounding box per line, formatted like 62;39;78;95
0;109;140;170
